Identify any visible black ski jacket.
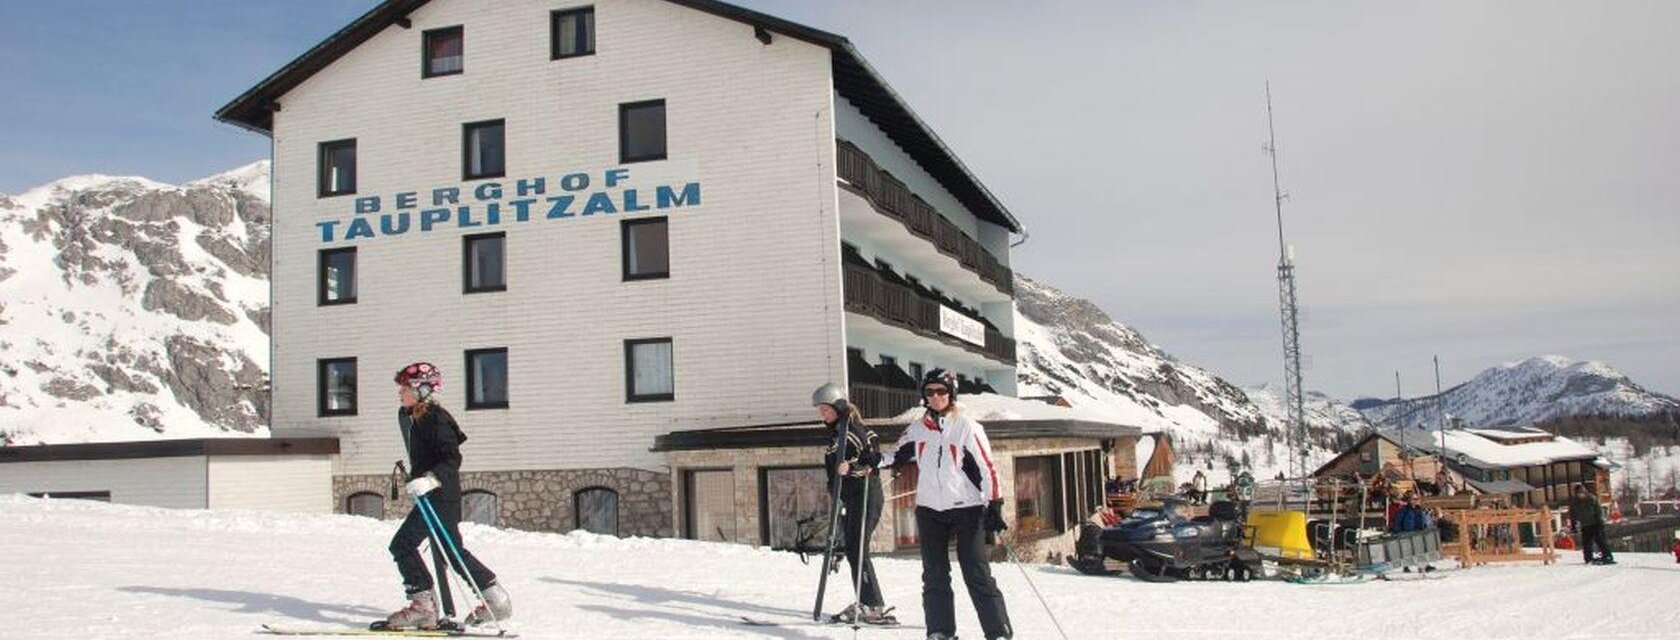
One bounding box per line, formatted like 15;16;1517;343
400;405;468;500
824;414;882;500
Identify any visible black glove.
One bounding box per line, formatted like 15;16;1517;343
984;499;1008;534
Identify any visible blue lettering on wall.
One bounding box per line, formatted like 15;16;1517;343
509;199;536;222
657;183;701;208
546;195;575;219
345;217;375;240
316;168;701;243
581;192;617;216
560;173;590;192
381;212;411;235
516;178;545;197
421;208;451;232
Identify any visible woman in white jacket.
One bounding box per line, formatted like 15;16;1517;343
882;369;1012;640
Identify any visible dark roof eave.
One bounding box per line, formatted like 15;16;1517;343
0;438;341;463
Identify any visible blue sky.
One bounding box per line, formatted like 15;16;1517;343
2;1;1676;400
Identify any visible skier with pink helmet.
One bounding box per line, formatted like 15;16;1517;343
384;362;512;630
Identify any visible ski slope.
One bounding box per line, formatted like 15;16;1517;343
3;495;1677;639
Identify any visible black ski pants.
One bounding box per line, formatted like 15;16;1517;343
391;496;497;595
916;505;1012;640
840;481;885;608
1579;523;1614;563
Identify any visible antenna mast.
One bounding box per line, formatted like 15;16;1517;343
1265;82;1309;485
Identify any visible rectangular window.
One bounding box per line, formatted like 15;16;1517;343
551;7;596;59
1015;455;1063;535
423;26;464;77
760;467;829;552
318;247;357;305
619;99;667;163
318;358;358;417
625;338;674;402
317;139;356;197
621;217;669;280
462;232;506;293
465;348;509;409
684;469;736;542
462;119;506;180
879;355;897;369
909;362;924;382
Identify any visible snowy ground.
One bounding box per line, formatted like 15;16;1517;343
4;495;1676;640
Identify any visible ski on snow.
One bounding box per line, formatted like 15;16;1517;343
258;623;517;638
739;615;920;631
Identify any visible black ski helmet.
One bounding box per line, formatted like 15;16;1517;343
921;368;959;403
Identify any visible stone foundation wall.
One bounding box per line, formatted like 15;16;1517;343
333;468;673;537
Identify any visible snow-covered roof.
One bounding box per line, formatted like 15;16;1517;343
888;392;1140;425
1378;427;1603;469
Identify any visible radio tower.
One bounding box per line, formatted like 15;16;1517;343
1264;83;1308;484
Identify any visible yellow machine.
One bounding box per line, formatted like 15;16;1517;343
1245;509;1313;560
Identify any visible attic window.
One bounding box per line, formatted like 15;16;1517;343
424;26;464;77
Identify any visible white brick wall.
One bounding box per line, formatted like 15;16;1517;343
269;0;846;475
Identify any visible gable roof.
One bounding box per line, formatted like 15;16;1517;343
213;0;1020;233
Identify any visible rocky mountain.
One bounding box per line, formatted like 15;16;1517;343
0;162;273;445
1012;276;1364;482
1356;355;1680;429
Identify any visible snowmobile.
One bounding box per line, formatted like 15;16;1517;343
1070;499;1262;582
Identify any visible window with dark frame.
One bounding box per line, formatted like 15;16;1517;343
625;338;674;402
462;232;506;293
465;348;509;409
319;247;357;305
576;487;620;535
346;492;384;518
619;100;667;163
909;362;924;382
318;358;358;416
423;26;464;77
462;119;505;180
621;217;669;280
551;7;596;59
318;139;356;197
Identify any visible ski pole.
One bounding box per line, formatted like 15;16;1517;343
1000;538;1071;640
415;494;504;633
848;476;872;634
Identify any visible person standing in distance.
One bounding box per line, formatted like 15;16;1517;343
882;369;1012;640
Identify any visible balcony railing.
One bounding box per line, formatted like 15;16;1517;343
843;262;1017;365
837;140;1014;296
851;384;921;420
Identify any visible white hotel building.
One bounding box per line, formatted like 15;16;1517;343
215;0;1135;554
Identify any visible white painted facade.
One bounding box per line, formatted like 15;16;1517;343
0;453;334;513
246;0;1020;527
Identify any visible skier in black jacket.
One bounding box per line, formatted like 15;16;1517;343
813;382;896;626
385;362;512;629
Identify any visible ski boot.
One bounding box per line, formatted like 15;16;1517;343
925;633;957;640
833;604;900;626
380;590;438;630
463;583;513;626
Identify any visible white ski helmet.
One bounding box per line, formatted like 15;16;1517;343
811;382;847;408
